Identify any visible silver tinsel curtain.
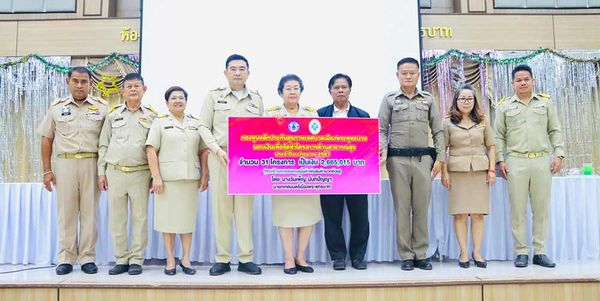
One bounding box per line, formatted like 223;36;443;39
0;56;70;183
423;50;600;175
0;55;137;183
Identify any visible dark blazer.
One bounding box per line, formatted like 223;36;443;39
317;103;370;118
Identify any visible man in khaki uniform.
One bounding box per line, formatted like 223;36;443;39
378;57;445;271
98;73;157;275
496;64;565;268
39;67;108;275
198;54;264;276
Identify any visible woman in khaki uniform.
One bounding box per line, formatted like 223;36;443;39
267;74;322;274
146;86;209;275
441;84;496;269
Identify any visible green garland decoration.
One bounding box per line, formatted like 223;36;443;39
424;48;600;66
0;52;139;73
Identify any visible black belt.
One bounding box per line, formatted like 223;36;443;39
387;147;437;161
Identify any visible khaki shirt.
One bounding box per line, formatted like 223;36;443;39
443;117;495;172
146;114;206;181
98;103;158;176
37;95;108;154
198;87;264;153
265;104;318;117
378;89;445;162
495;93;565;161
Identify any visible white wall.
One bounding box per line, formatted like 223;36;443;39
140;0;421;116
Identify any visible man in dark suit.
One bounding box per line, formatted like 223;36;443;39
317;73;370;270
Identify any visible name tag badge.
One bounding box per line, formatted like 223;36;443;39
115;117;124;122
164;125;174;129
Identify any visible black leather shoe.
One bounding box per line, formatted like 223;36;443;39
401;260;414;271
533;254;556;268
472;253;487;268
514;254;529;268
81;262;98;274
179;262;196;275
128;264;142;275
458;260;470;268
351;259;367;270
209;262;231;276
164;266;176;276
238;261;262;275
415;258;433;270
333;259;346;270
284;267;297;274
108;264;129;275
55;263;73;275
295;262;314;273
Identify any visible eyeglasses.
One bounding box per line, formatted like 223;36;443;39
457;97;474;103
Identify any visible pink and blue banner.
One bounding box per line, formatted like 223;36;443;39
228;117;380;195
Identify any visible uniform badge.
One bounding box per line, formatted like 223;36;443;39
217;100;228;104
87;105;100;116
164;125;174;129
415;96;426;101
187;125;198;130
248;102;259;109
61;105;72;116
115;117;124;122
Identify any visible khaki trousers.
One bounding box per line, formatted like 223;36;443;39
208;152;254;263
55;157;99;264
386;155;433;260
506;156;552;255
106;167;151;265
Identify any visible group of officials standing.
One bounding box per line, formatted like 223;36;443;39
38;54;564;276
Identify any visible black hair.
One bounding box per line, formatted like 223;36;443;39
122;73;144;85
164;86;188;102
277;74;304;96
396;57;420;69
328;73;352;90
511;64;533;80
67;66;91;79
225;54;249;69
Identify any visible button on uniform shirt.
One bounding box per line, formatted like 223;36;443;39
145;114;206;181
332;103;349;118
495;93;565;160
378;90;445;161
198;87;264;153
38;96;108;153
98;104;158;175
442;117;495;172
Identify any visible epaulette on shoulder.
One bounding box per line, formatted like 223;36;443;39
144;105;158;115
302;106;316;113
157;114;168;119
187;114;198;120
89;95;108;105
538;92;551;99
384;91;399;98
210;87;226;92
250;89;262;98
51;97;68;106
108;104;123;113
267;105;282;112
497;96;507;107
421;90;432;96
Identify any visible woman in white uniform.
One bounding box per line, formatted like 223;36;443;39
266;74;322;274
146;86;209;275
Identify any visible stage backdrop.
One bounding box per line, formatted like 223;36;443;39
139;0;422;117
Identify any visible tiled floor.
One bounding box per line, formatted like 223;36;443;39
1;260;599;288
